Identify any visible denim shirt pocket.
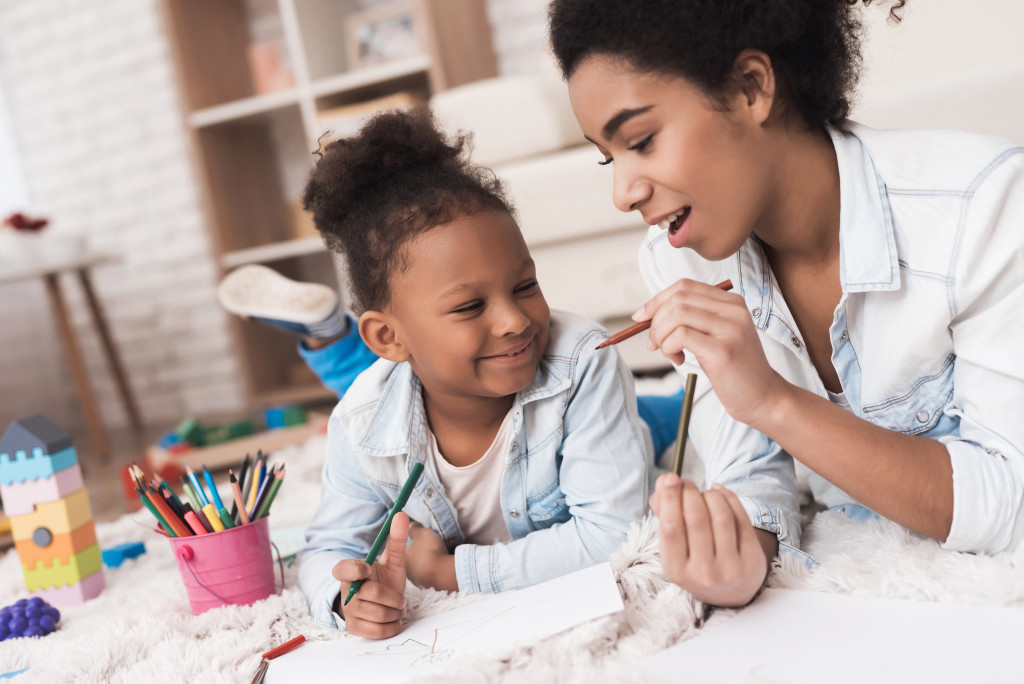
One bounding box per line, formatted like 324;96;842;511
862;354;957;436
525;481;570;530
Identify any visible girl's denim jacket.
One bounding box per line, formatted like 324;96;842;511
640;123;1024;555
299;310;653;630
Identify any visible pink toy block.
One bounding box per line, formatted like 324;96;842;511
31;568;105;606
0;463;84;516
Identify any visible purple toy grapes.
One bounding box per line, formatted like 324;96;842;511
0;597;60;640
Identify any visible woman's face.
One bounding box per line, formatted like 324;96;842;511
567;55;774;261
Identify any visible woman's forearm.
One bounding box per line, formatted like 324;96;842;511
755;383;954;541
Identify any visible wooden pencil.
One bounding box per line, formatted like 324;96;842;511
670;373;699;476
596;279;734;349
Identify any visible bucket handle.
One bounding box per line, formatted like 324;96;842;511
177;541;286;605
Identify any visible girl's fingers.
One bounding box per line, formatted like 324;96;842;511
332;559;370;583
346;615;402;640
680;478;714;559
381;512;410;570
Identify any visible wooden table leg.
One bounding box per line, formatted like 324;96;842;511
77;269;143;430
43;273;109;461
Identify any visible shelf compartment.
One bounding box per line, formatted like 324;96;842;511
221;236;326;269
187;88;302;129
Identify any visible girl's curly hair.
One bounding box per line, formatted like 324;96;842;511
302;107;513;313
549;0;906;128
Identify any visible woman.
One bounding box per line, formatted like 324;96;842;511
550;0;1024;607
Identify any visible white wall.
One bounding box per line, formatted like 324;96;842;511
853;0;1024;142
0;0;243;431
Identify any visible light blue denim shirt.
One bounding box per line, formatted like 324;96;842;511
640;123;1024;554
298;310;653;629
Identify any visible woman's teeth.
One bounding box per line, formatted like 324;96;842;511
658;208;687;231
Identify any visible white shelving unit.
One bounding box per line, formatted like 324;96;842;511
160;0;497;405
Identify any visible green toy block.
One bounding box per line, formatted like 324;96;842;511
22;542;103;591
175;417;205;447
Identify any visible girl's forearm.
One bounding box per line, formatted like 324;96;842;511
755;383;954;541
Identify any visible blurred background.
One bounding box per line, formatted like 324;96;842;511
0;0;1021;500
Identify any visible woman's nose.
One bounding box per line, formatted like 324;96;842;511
612;163;652;214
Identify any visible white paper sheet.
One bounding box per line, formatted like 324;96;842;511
636;588;1024;683
268;562;623;683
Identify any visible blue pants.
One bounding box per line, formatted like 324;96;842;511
298;322;684;457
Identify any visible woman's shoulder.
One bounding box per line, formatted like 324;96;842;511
846;122;1023;193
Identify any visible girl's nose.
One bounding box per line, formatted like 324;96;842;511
494;300;531;337
612;163;652;214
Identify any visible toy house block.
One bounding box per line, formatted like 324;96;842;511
22;542;102;591
32;568;105;606
0;415;77;486
0;463;84;516
15;521;98;569
10;488;94;541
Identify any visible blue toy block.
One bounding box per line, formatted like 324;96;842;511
0;447;78;486
101;541;146;569
0;416;77;485
157;431;182;449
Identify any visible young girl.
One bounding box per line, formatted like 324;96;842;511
550;0;1024;605
297;108;658;638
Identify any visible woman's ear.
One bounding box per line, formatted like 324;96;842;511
358;310;409;363
731;48;775;125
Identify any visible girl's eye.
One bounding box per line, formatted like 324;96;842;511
452;301;483;314
597;157;613;166
628;134;653;153
514;280;539;294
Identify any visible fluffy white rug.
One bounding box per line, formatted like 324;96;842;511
1;432;1022;684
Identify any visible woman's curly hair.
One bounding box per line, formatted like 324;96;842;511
548;0;906;128
302;107;512;313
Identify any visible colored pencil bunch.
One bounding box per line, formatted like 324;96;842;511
129;451;285;538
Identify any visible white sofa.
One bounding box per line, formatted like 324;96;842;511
430;68;667;373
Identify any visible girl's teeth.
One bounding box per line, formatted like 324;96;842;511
657;210;683;231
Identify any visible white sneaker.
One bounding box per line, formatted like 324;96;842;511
217;265;348;339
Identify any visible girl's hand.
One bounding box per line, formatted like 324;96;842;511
649;473;769;607
406;522;457;592
333;513;410;639
634;278;787;429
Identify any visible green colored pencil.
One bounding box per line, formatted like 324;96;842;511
136;489;176;537
254;470;285;520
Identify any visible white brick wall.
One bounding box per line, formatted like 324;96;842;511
0;0;245;432
0;0;552;435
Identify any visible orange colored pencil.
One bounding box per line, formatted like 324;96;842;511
143;485;191;537
596;279;734;349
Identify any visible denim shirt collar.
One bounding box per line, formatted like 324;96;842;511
353;353;572;458
738;124;901;327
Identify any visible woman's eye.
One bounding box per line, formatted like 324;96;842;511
628;134;653;153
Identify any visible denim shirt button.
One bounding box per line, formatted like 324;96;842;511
791;336;802;348
840;330;848;341
751;307;761;318
509;509;520;518
915;410;929;423
425;487;435;498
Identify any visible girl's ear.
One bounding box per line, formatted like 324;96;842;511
730;48;775;125
358;310;410;363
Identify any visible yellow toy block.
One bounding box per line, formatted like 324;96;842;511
10;488;93;541
14;521;98;569
32;568;105;606
22;542;102;591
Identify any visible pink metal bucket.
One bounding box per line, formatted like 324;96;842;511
167;516;281;614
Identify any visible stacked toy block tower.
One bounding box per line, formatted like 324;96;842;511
0;415;105;605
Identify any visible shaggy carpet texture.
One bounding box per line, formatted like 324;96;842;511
1;433;1022;684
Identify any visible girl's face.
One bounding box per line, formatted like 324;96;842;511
567;55;773;261
386;209;551;403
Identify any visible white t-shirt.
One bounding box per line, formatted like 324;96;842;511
427;411;514;544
